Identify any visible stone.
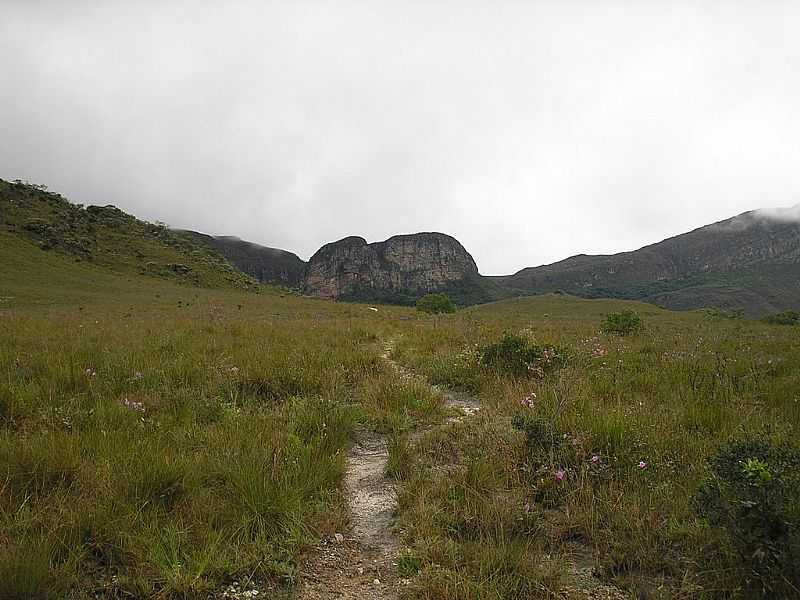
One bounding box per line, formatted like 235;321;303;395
303;233;480;301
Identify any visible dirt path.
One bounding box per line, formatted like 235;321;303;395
297;339;479;599
298;431;400;600
298;338;624;599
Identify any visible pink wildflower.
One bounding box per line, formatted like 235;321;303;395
638;461;648;470
591;455;601;464
554;469;566;482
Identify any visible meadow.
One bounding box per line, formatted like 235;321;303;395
2;231;799;598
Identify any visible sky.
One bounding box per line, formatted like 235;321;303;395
2;1;799;274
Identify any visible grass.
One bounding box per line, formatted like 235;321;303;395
389;295;800;598
2;229;800;598
0;233;430;598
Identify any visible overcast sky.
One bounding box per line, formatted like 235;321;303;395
2;1;799;274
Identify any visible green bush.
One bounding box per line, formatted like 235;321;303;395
693;438;800;596
480;334;564;378
416;293;457;315
511;413;561;454
762;310;800;326
601;310;643;336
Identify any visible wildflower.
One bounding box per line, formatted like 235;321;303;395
229;366;239;373
554;469;566;482
84;368;96;377
523;502;533;513
121;397;145;413
638;461;648;470
591;454;601;464
520;392;537;408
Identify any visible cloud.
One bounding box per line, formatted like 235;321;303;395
1;1;799;274
755;205;800;223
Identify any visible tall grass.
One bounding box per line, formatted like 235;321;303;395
0;286;409;598
391;296;800;598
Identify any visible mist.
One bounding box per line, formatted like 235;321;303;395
2;1;799;274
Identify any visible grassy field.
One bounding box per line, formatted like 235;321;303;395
2;233;799;598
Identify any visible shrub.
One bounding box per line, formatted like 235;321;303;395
511;413;561;454
762;310;800;326
480;334;564;378
693;438;800;596
416;293;457;315
601;310;643;336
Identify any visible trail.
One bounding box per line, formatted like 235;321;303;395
298;338;625;600
298;431;399;600
297;339;479;599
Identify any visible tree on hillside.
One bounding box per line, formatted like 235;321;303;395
416;293;456;315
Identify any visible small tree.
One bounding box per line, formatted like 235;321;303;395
416;293;456;315
601;310;643;336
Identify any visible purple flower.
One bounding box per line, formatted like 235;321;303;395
638;461;648;470
591;455;601;464
554;469;566;482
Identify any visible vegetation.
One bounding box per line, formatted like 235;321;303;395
391;295;800;598
694;438;800;597
3;213;800;598
0;179;256;289
479;333;564;378
762;309;800;326
0;232;446;598
601;309;644;335
416;292;457;315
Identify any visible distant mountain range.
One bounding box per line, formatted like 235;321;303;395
191;207;800;316
2;178;797;316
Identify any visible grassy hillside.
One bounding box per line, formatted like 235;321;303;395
2;224;799;598
183;231;307;286
0;179;257;290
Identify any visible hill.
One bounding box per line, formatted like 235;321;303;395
0;179;257;290
184;231;306;286
495;207;800;315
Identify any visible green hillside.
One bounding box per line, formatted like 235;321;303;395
0;179;257;290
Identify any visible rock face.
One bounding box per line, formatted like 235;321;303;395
303;233;481;302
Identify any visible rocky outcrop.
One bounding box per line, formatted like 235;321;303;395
303;233;482;303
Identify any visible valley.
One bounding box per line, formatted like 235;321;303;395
2;210;799;597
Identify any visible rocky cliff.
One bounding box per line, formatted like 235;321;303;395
303;233;488;304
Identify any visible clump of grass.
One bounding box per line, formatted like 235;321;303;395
386;432;413;480
358;373;444;432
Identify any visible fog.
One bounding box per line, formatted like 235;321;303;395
2;1;799;273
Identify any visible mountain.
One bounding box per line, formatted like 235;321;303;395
0;179;257;290
4;177;797;315
184;232;306;286
302;233;496;305
495;207;800;315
